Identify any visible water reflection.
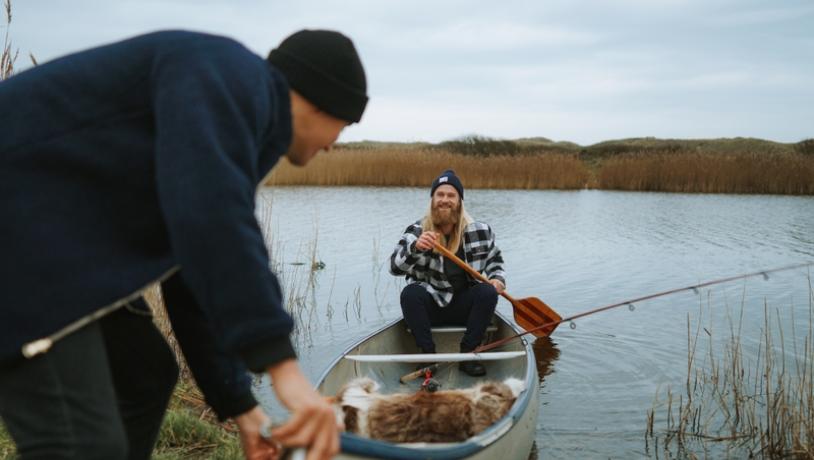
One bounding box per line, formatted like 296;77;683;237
531;336;561;384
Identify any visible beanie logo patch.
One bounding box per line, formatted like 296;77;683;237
439;177;449;183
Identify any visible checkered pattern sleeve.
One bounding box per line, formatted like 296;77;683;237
482;225;506;286
390;222;424;276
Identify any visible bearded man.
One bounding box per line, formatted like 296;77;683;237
389;170;506;376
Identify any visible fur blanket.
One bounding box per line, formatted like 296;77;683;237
333;377;524;443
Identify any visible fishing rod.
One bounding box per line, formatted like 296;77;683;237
473;261;814;354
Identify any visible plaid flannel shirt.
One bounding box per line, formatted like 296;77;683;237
389;220;506;308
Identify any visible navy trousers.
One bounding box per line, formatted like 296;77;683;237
0;300;178;460
400;283;498;353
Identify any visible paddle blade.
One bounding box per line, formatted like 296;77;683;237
511;297;562;338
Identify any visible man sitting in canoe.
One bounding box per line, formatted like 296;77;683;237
390;169;506;376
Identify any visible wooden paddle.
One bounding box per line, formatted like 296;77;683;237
433;242;562;337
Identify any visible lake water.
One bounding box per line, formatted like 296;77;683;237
252;187;814;459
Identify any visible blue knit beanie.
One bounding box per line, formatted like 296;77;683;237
430;169;464;200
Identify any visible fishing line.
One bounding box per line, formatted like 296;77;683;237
474;262;814;354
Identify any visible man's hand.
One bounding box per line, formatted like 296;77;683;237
415;231;439;251
235;406;280;460
268;359;340;460
489;278;505;294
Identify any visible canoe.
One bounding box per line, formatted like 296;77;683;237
315;311;539;460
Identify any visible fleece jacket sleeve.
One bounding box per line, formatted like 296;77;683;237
161;273;257;420
150;35;294;371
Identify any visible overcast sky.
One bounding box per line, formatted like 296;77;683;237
8;0;813;145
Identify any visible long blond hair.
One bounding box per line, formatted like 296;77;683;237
421;198;473;253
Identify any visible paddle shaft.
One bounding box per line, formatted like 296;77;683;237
433;242;514;301
433;241;561;337
399;364;439;384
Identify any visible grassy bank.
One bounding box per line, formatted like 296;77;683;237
152;383;242;460
266;136;814;195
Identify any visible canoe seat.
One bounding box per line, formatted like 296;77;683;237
343;351;525;363
407;325;498;334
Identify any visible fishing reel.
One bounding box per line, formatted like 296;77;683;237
421;376;441;392
421;367;441;392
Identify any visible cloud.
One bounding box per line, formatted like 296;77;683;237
409;21;600;50
702;4;814;27
9;0;814;144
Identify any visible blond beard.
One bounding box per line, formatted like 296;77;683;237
431;203;460;227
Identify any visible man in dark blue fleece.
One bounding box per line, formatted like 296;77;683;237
0;29;367;460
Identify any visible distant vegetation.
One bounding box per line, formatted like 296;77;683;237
270;135;814;195
598;151;814;194
267;147;590;190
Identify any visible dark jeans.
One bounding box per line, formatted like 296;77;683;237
400;283;498;353
0;300;179;460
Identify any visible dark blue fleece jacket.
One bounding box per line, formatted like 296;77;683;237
0;31;295;416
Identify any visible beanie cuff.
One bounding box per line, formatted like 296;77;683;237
430;169;464;200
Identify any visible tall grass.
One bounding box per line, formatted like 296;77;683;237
1;0;36;81
645;280;814;458
1;0;17;80
0;424;12;459
265;148;592;190
152;382;243;460
599;152;814;194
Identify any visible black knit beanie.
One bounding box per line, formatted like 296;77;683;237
267;30;368;123
431;169;464;200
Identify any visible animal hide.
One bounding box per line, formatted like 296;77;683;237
333;377;525;443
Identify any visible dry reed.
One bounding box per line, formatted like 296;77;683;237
1;0;17;80
265;148;592;190
266;147;814;195
143;284;193;382
599;152;814;194
646;280;814;458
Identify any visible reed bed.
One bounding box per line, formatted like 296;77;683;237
599;152;814;194
265;148;592;190
266;147;814;195
646;281;814;458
